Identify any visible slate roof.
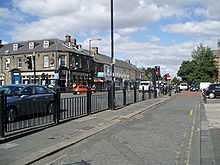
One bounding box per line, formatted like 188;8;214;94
0;39;89;57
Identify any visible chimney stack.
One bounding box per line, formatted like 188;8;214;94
72;38;76;45
91;47;98;56
76;44;82;49
65;35;71;43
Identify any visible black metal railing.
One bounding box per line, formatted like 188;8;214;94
0;86;171;137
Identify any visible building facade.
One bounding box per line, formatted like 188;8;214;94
0;36;94;88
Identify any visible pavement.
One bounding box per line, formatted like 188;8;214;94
0;94;173;165
203;100;220;164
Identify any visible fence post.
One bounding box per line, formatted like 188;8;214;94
54;89;60;124
168;85;172;96
0;92;5;137
142;86;145;101
108;87;112;109
87;88;92;115
134;86;137;103
123;88;126;105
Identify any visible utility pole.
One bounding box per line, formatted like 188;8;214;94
110;0;115;110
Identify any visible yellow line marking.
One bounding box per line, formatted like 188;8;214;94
189;110;193;117
185;104;197;165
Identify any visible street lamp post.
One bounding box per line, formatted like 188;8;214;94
110;0;115;110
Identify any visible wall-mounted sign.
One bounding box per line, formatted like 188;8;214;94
97;72;104;78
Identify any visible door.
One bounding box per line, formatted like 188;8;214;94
34;86;54;114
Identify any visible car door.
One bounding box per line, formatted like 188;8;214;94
34;86;54;114
17;86;35;116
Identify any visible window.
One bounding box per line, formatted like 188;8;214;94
13;44;18;51
29;42;34;49
43;40;49;48
5;58;10;70
35;86;48;94
21;87;33;95
43;55;49;68
17;57;22;68
59;55;66;66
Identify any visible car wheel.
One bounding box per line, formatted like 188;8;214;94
209;93;215;99
8;107;17;122
47;102;55;114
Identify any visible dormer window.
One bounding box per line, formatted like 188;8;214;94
13;44;18;51
43;40;49;48
29;42;34;49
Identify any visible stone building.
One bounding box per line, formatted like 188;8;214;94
0;36;93;88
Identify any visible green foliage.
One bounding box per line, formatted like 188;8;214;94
177;44;217;83
171;77;180;85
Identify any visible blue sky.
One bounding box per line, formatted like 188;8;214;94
1;0;220;76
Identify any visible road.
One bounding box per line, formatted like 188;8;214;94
33;92;201;165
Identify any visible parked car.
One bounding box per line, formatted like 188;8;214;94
179;83;188;91
203;84;220;99
0;84;56;122
190;84;199;92
72;84;95;95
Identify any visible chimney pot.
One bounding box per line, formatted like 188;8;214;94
65;35;71;43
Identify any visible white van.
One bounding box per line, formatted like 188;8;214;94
139;81;152;91
179;83;188;91
199;82;211;91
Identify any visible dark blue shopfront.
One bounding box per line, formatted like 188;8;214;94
11;70;22;84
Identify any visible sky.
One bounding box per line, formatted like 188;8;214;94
1;0;220;76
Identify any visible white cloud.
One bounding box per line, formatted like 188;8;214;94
162;20;220;37
11;0;188;41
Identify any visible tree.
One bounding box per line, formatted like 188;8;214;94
177;44;217;83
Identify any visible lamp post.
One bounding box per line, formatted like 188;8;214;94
110;0;115;110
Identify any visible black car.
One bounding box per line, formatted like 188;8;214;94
203;84;220;99
0;84;56;121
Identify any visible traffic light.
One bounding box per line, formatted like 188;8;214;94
155;66;160;77
26;56;32;70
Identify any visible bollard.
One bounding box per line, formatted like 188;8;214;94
203;93;207;104
123;88;126;105
148;86;151;99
